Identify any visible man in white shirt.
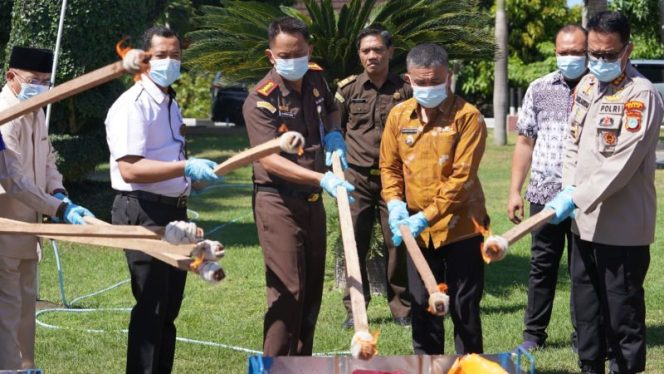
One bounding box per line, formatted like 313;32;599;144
104;27;218;374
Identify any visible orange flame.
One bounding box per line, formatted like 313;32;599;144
278;124;304;156
355;330;380;360
426;283;449;314
115;36;132;58
472;217;500;264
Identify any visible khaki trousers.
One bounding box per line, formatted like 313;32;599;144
0;256;37;370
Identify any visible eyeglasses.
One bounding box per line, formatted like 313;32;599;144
12;71;52;87
588;43;628;62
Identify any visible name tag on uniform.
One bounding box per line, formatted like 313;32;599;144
279;111;295;119
315;97;324;105
400;128;418;134
351;98;367;103
599;103;623;116
575;95;590;109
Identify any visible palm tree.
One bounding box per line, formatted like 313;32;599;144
184;0;494;85
493;0;508;146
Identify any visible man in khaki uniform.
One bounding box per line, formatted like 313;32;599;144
335;25;411;329
0;46;93;370
380;43;488;354
548;11;664;374
243;17;353;356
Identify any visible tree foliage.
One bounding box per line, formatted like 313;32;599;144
184;0;495;85
5;0;150;135
611;0;664;59
0;0;12;64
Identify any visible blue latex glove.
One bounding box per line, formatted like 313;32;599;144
53;192;72;204
387;200;409;245
545;185;577;224
320;171;355;201
405;212;429;237
323;131;349;169
64;203;95;225
184;157;219;182
390;212;429;247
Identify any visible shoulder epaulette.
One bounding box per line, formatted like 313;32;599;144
308;62;324;71
256;79;278;97
337;75;357;89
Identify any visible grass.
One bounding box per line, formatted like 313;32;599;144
33;132;664;373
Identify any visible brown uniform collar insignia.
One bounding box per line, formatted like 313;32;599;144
256;79;278;97
308;62;324;71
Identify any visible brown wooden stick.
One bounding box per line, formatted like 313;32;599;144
0;216;159;238
502;209;555;245
79;217;194;271
400;225;438;295
0;61;125;126
332;153;369;334
213;131;304;176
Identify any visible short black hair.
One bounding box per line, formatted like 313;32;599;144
587;11;630;44
355;24;392;49
268;17;310;45
142;26;181;51
406;43;448;69
555;24;587;41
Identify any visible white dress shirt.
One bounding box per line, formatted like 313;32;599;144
105;75;190;197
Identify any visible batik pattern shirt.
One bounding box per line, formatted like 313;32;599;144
517;70;575;205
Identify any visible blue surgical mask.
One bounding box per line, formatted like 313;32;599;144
588;56;623;82
557;55;587;80
412;83;447;108
16;83;48;101
273;55;309;81
149;58;181;87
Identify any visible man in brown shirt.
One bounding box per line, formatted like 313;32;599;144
335;25;412;329
243;17;354;356
380;44;488;355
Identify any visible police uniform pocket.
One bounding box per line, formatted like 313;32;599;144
596;115;621;155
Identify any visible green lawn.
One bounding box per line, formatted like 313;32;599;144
33;132;664;373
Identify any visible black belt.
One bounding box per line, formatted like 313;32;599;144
255;184;322;203
119;190;187;208
349;164;381;176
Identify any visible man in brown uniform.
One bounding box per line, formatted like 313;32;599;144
243;17;354;356
551;11;664;374
335;25;412;329
380;43;488;354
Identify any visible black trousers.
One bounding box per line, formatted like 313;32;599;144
571;235;649;374
523;203;574;345
408;235;484;355
342;166;410;319
112;194;188;374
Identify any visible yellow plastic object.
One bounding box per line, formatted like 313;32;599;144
447;354;508;374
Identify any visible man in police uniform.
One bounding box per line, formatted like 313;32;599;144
105;27;219;373
381;43;488;355
548;11;664;374
335;25;411;329
243;17;353;356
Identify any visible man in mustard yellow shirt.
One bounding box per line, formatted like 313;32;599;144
380;43;488;354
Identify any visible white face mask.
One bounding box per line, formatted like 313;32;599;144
412;82;447;108
273;55;309;81
148;58;181;87
16;83;48;101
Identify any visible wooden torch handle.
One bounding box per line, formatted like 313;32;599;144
502;209;556;245
0;61;126;126
332;153;369;332
400;225;439;295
